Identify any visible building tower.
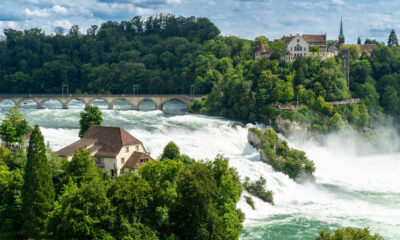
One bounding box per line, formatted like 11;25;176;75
255;40;267;60
338;17;345;46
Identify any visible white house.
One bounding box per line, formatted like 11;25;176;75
281;34;309;62
56;126;154;178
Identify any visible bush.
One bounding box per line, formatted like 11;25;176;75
249;127;315;179
243;177;274;205
316;227;383;240
244;196;255;210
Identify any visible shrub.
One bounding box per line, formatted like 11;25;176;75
243;177;274;205
244;196;255;210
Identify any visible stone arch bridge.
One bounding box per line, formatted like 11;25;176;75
0;94;205;110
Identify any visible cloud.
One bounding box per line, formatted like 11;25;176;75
52;5;68;15
331;0;345;6
0;0;398;43
24;8;51;17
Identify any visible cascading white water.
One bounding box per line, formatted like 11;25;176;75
1;101;399;240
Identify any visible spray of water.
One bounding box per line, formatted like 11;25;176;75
0;102;399;240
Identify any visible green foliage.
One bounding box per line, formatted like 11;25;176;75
0;15;221;95
316;227;383;240
243;177;274;205
65;147;102;186
339;45;360;62
172;158;244;240
387;29;398;47
0;169;23;238
244;196;255;210
310;46;322;53
79;105;103;138
249;127;315;179
46;180;113;240
21;125;55;238
0;107;30;147
161;141;181;160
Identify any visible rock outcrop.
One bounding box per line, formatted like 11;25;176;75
274;116;302;136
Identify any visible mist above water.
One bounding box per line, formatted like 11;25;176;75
0;101;399;240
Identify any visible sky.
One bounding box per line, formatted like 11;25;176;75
0;0;398;43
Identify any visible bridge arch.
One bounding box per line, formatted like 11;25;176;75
162;99;188;113
0;99;17;107
19;99;38;109
110;98;134;110
87;98;110;109
66;99;86;109
39;99;64;109
138;98;157;111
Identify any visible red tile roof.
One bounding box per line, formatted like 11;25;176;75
123;151;155;170
256;41;266;53
359;44;376;54
56;126;142;158
281;35;295;43
24;128;33;140
302;34;326;43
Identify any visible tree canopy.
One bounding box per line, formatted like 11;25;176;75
79;105;103;138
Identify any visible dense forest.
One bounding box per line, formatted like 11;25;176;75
1;15;400;129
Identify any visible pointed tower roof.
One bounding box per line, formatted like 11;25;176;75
339;17;345;39
256;40;266;53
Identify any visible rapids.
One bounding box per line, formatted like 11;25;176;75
1;100;399;239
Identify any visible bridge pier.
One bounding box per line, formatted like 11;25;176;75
62;103;68;109
156;104;163;110
108;104;113;110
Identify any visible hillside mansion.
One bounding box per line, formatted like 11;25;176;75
255;19;376;62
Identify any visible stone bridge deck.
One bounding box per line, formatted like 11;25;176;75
0;94;205;110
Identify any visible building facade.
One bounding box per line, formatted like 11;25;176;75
302;34;327;51
281;34;309;62
56;126;154;178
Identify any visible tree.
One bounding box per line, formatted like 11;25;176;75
0;107;30;147
387;29;398;47
328;113;347;131
357;37;361;44
79;105;103;138
161;141;180;160
316;227;383;240
46;181;113;239
310;46;322;53
172;161;243;240
65;147;101;186
21;125;55;238
0;169;24;238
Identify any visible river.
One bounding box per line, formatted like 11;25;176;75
1;100;399;240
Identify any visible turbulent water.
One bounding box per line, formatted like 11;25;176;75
1;100;399;240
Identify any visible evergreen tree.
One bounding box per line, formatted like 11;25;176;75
388;29;398;47
357;37;361;44
79;105;103;138
0;169;24;238
21;125;55;238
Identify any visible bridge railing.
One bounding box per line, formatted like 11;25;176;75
0;94;205;98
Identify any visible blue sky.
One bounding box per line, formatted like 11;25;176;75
0;0;398;43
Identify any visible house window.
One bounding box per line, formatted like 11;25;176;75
125;147;129;153
121;158;125;164
136;145;139;151
140;158;147;163
120;168;124;175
